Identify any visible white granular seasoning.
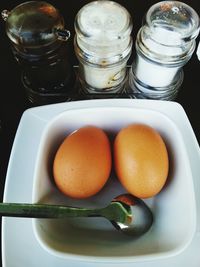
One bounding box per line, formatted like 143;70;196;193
136;27;183;87
82;61;127;89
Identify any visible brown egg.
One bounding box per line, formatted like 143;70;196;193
114;123;169;198
53;126;111;199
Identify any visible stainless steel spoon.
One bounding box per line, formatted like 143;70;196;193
0;194;153;236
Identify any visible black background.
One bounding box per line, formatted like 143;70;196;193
0;0;200;266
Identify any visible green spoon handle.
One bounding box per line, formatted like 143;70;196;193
0;202;129;223
0;203;101;218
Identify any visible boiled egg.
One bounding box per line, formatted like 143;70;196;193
114;123;169;198
53;126;112;199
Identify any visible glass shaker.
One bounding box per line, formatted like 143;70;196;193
74;0;133;97
2;1;74;105
129;1;200;100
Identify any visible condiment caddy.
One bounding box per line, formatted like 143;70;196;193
1;0;200;103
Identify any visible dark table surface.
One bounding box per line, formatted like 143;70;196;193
0;0;200;266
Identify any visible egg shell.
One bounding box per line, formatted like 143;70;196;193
114;123;169;198
53;126;112;199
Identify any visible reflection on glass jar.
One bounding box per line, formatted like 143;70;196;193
129;1;200;100
2;1;74;105
74;0;133;96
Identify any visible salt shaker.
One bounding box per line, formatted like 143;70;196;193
2;1;74;105
74;0;133;96
129;1;200;100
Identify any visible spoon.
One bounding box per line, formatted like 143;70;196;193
0;194;153;236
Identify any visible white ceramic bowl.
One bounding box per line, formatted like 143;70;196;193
32;102;196;263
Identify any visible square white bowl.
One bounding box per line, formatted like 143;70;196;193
32;103;196;263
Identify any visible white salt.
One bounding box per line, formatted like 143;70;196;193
82;61;127;89
136;27;183;87
135;54;180;87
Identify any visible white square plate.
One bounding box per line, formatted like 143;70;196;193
32;104;195;262
2;99;200;267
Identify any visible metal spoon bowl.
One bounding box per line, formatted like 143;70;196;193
0;193;153;237
111;194;153;236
